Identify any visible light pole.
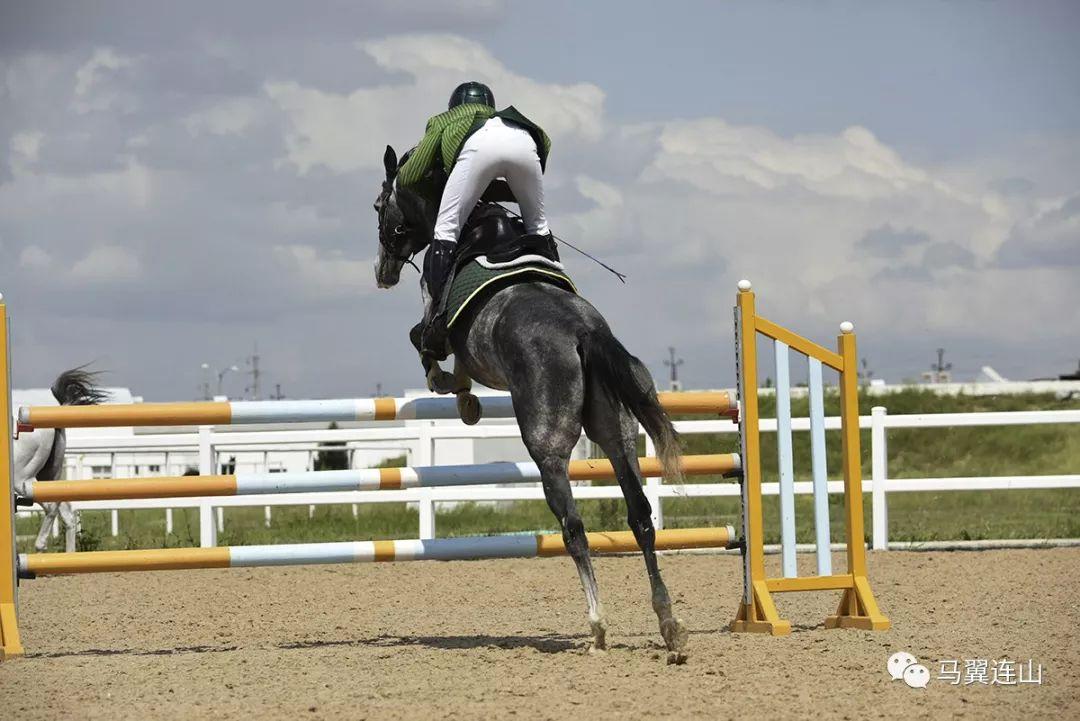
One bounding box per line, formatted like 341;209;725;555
663;346;684;391
199;363;212;400
216;365;239;397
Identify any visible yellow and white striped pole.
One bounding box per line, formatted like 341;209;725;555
23;453;741;503
18;527;735;577
16;391;737;430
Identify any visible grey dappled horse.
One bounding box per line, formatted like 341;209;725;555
13;368;109;552
373;145;690;661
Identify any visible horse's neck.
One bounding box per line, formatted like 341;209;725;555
396;180;439;233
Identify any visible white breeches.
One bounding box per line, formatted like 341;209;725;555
433;117;549;244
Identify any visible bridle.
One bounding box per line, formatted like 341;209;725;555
376;178;421;270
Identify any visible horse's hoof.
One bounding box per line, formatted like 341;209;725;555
660;617;688;658
457;393;482;425
426;369;456;395
666;650;689;665
588;618;608;654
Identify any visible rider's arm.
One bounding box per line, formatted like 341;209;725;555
398;113;447;189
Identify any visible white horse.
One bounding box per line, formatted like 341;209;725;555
13;368;108;552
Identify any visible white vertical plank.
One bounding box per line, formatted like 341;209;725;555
871;406;889;550
198;425;217;548
808;357;832;575
644;434;663;529
774;341;797;578
164;451;173;535
417;423;436;539
264;449;271;528
109;451;119;537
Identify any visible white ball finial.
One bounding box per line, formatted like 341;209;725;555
0;291;4;303
839;321;854;334
737;279;752;292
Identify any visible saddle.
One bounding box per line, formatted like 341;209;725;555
453;203;561;272
416;204;575;362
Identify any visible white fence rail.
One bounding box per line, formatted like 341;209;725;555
16;407;1080;549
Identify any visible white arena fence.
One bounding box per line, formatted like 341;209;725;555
16;403;1080;549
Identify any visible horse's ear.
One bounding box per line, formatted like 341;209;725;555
383;145;397;178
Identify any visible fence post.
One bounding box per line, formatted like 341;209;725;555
644;434;664;529
416;423;436;539
164;451;173;535
109;451;118;537
198;425;216;547
0;293;26;658
263;450;271;527
871;406;888;551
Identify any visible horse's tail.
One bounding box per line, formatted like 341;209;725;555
51;366;109;406
581;328;683;485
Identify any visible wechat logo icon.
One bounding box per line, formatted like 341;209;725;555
888;651;930;689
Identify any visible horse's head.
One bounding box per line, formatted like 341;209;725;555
374;145;431;289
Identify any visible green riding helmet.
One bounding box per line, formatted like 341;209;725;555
448;81;495;110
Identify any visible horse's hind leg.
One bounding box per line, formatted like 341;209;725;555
584;394;688;663
513;370;607;652
35;502;60;551
59;502;79;553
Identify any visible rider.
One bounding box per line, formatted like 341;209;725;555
396;81;552;360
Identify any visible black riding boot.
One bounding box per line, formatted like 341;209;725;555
419;239;456;362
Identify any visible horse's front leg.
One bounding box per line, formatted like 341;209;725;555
410;322;481;425
450;358;481;425
410;320;454;392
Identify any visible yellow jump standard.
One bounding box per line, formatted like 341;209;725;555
730;280;888;635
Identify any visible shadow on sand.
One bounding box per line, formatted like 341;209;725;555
25;627;727;660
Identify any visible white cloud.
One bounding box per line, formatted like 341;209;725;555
0;30;1074;394
8;130;44;174
72;47;137;114
19;245;52;270
644;120;962;202
555;176;625;251
183;98;264;136
0;156;156;219
69;245;142;282
272;244;376;298
267;34;605;175
265;201;343;236
997;194;1080;268
10;130;43;161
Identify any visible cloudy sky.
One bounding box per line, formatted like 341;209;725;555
2;0;1077;400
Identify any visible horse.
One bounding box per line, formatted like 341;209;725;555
373;145;691;661
13;368;109;552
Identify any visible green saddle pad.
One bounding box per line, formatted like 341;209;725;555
445;260;577;328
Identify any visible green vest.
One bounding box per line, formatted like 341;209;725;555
397;104;551;189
